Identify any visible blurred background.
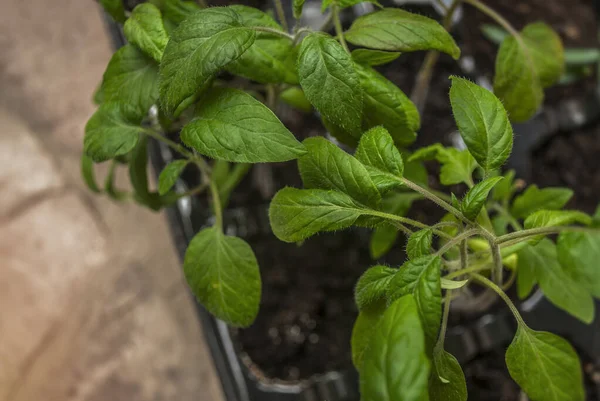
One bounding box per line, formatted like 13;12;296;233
0;1;223;400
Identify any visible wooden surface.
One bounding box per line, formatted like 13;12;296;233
0;1;225;400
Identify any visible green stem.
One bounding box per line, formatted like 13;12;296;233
410;0;460;111
436;228;480;256
332;5;349;53
144;128;212;178
444;263;491;280
460;238;468;271
389;221;414;236
470;273;525;326
210;180;223;230
437;290;453;348
253;26;294;40
495;226;600;244
273;0;289;32
370;210;451;238
293;27;313;45
461;0;521;40
177;182;209;198
218;163;251;208
489;240;503;284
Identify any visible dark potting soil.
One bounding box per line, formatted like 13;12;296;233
461;0;599;107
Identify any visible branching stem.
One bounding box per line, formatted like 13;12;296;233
436;228;479;255
495;226;600;244
253;26;294;40
470;273;525;326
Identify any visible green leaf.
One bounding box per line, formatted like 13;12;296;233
494;22;564;122
100;0;126;23
356;64;419;147
124;3;169;63
84;102;143;162
183;227;261;327
351;49;401;66
449;77;513;172
429;345;467;401
158;159;189;195
104;160;129;201
298;137;380;206
345;8;460;59
524;210;591;230
558;231;600;298
506;325;584;401
280;87;312;112
360;295;430;401
297;33;363;133
516;244;537;299
159;7;256;117
410;144;476;186
511;185;573;219
93;81;105;105
81;154;101;193
461;177;504;220
149;0;201;32
370;224;398;259
518;240;594;323
441;278;468;290
321;0;380;13
492;169;515;202
387;256;442;351
352;301;385;371
355;126;404;177
102;45;159;117
407;229;433;260
293;0;305;19
181;88;305;163
226;6;298;85
355;265;397;311
269;188;368;242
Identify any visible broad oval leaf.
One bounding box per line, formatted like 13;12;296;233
429;345;467;401
158;159;189;195
360;295;430;401
183;227;261;327
298;137;380;206
518;240;594;323
387;255;442;351
352;301;386;371
345;8;460;59
102;44;159;117
511;185;573;219
297;33;363;133
558;231;600;298
407;229;433;260
357;64;419;146
269;188;367;242
84;102;143;162
449;77;513;172
506;325;584;401
410;144;476;186
226;6;298;85
355;126;404;188
351;48;401;66
355;265;397;310
124;3;169;63
461;176;504;220
494;23;564;122
181;88;306;163
159;7;256;116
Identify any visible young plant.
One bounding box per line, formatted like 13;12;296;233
85;0;599;399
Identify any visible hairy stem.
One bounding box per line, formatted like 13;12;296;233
461;0;520;39
437;290;453;348
332;5;349;53
411;0;460;111
370;210;452;238
470;273;525;326
436;228;479;256
253;26;294;40
273;0;289;32
218;163;252;208
460;237;468;271
210;180;224;230
444;263;490;280
495;226;600;244
177;182;209;198
390;221;414;236
489;240;503;284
